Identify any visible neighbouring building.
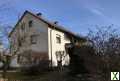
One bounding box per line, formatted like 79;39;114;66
9;10;85;67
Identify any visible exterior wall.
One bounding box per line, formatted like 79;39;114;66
26;14;48;53
10;13;48;67
48;27;71;66
10;12;72;67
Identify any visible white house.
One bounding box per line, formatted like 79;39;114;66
9;11;85;67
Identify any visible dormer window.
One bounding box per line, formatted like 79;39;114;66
29;20;33;27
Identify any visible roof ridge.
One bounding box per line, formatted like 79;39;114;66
9;10;85;40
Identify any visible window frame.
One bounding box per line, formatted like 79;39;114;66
21;22;25;31
56;34;61;44
29;20;33;27
30;35;38;44
17;37;22;47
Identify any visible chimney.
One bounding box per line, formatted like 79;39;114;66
54;21;58;24
36;12;42;16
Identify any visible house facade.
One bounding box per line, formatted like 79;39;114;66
9;11;85;67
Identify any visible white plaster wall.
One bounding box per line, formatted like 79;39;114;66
48;28;71;66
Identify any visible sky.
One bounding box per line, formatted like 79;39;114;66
0;0;120;36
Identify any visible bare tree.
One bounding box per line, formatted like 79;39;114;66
0;24;12;78
67;25;120;81
87;25;120;81
87;25;118;55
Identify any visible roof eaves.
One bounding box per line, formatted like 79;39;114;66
8;10;29;37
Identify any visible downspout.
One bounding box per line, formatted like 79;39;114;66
50;29;53;67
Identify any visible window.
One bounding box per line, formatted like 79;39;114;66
56;34;61;44
30;35;37;44
56;51;65;61
17;36;25;47
29;20;33;27
56;51;61;61
17;54;21;63
18;38;22;47
21;22;25;30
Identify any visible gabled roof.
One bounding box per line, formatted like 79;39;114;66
9;10;85;40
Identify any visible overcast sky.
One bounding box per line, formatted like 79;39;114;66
0;0;120;35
